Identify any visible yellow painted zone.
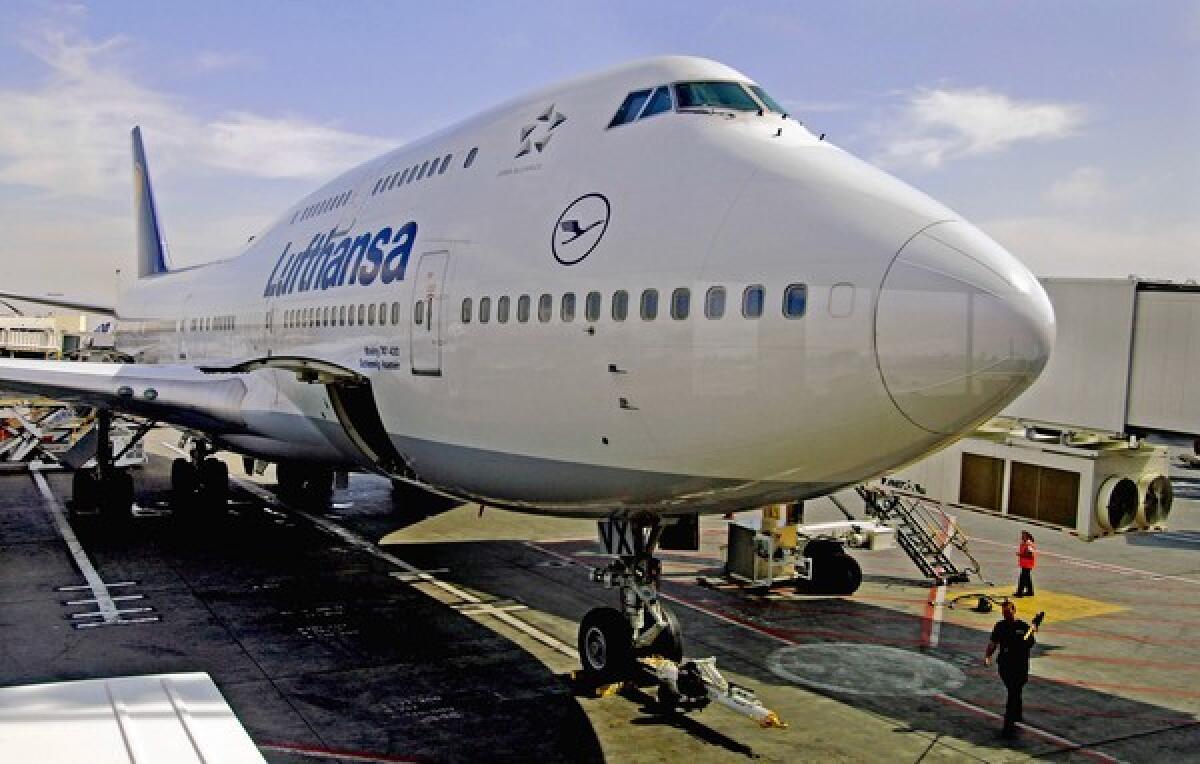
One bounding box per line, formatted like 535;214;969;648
951;589;1126;623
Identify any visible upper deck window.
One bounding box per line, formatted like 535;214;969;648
674;81;759;112
749;85;785;114
609;89;652;128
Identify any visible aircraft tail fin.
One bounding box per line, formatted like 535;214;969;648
132;126;171;278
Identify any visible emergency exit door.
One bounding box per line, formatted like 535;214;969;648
410;251;448;376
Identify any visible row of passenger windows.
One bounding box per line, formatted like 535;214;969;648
461;284;808;325
371;147;479;197
284;302;403;329
278;283;808;333
292;190;352;225
185;315;236;332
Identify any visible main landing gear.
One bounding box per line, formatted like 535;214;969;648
170;438;229;511
70;410;150;520
579;516;784;727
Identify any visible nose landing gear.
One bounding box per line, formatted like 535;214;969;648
577;515;784;727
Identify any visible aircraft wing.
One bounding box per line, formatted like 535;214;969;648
0;359;247;432
0;290;116;316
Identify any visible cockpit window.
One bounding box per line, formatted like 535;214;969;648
609;89;652;128
674;81;760;112
640;86;672;119
750;85;785;114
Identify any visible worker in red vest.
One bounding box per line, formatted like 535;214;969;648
1014;531;1036;597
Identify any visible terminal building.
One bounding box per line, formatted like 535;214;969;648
894;278;1199;540
0;313;88;359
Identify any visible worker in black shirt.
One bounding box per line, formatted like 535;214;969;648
984;601;1038;738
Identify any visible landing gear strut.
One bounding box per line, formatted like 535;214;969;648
579;516;783;726
70;410;138;520
170;438;229;511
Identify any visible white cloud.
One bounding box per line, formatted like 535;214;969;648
876;87;1086;168
983;216;1200;281
192;50;256;73
1045;166;1114;208
0;29;394;198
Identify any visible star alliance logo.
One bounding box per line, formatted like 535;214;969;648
516;103;566;158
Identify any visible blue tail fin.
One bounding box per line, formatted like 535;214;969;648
131;126;171;277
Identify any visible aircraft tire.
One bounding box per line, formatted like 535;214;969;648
99;470;134;520
815;553;862;595
170;458;198;507
198;458;230;507
579;607;634;682
71;469;99;515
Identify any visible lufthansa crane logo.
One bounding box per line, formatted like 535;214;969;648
517;103;566;158
552;193;610;265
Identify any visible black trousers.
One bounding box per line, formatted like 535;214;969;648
1000;668;1027;729
1016;568;1034;596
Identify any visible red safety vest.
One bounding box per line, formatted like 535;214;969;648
1018;540;1036;570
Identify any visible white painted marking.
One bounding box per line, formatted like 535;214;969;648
929;584;946;648
970;536;1200;585
32;470;118;624
230;476;578;659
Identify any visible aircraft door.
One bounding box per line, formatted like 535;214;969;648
410;251;448;376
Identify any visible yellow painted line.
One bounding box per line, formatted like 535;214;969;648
950;589;1125;623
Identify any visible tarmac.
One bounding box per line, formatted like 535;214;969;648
0;431;1198;762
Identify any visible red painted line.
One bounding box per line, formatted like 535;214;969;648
259;742;421;763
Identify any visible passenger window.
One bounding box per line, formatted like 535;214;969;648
585;291;601;322
705;286;726;319
368;303;377;326
538;293;552;322
640;86;672;119
783;283;808;318
609;89;652;128
379;302;387;324
641;289;659;320
358;304;366;325
389;302;399;324
612;290;628;321
322;306;329;326
462;297;472;323
439;154;452;174
464;148;478;168
517;295;530;323
479;297;491;323
340;305;347;326
561;293;576;322
414;300;425;326
743;285;765;318
498;295;511;323
671;288;691;320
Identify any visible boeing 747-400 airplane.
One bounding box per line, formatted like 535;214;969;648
0;56;1054;687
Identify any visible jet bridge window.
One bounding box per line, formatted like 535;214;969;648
674;81;760;112
609;89;652;128
743;285;765;318
783;283;808;318
538;293;552;322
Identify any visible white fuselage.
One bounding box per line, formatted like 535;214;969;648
109;57;1055;517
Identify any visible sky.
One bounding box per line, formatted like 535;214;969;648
0;1;1197;307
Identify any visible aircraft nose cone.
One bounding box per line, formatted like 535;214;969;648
875;221;1055;435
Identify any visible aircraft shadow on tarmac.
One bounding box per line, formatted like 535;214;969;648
16;476;603;764
1123;529;1200;549
399;538;1200;760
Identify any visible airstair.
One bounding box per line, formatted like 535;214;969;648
857;480;981;585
